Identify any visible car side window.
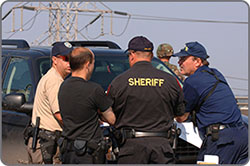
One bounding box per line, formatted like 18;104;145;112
91;57;130;90
2;57;32;101
38;57;51;77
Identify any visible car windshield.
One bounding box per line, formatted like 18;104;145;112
91;55;183;90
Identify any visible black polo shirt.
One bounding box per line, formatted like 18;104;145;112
107;61;185;132
58;77;112;141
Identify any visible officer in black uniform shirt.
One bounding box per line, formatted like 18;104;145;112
107;36;186;164
58;47;116;164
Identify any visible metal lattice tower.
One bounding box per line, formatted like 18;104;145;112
35;2;113;45
48;2;80;45
3;2;127;46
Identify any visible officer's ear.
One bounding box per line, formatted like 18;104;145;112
194;57;203;67
150;52;154;60
52;56;58;65
84;61;90;69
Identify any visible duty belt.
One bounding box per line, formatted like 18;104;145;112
206;122;244;135
121;128;169;139
38;128;62;140
206;122;244;141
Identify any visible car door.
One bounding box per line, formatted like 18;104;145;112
2;56;33;164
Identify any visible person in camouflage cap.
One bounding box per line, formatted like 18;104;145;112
157;43;185;81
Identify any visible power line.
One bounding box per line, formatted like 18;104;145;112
73;12;247;25
131;14;248;24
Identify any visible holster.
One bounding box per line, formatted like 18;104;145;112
206;124;220;141
167;124;181;150
112;129;124;146
102;127;120;162
87;140;107;164
39;130;60;164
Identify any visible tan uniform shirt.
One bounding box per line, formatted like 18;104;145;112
32;67;63;131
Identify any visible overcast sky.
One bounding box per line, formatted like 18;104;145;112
1;1;249;96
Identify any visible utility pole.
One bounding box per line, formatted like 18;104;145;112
3;2;129;46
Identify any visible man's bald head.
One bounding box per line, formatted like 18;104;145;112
70;47;95;71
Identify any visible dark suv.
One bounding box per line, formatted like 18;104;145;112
2;39;199;164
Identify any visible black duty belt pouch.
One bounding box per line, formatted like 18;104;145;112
23;124;33;145
73;140;87;156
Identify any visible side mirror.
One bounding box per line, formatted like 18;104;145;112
2;93;32;114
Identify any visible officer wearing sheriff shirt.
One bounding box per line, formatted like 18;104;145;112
107;36;186;164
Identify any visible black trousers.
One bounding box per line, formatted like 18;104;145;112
117;137;174;164
62;150;93;164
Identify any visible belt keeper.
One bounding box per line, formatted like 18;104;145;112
131;129;135;138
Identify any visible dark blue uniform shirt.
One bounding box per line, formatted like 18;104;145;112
183;65;242;136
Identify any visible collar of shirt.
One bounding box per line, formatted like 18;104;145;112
132;61;152;68
195;65;209;74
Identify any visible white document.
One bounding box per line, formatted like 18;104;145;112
176;121;203;148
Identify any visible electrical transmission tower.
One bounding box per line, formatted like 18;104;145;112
3;2;130;45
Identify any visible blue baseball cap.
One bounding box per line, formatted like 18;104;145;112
173;41;209;59
125;36;154;53
52;41;73;57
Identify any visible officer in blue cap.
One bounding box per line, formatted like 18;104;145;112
173;41;248;164
107;36;186;164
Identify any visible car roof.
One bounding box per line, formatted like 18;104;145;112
2;39;128;58
2;46;127;58
2;46;51;58
90;48;126;56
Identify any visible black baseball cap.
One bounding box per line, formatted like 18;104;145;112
173;41;209;60
125;36;154;52
52;41;73;57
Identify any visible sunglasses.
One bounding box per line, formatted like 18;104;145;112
57;55;69;62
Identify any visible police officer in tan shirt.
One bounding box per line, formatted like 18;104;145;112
27;42;73;164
